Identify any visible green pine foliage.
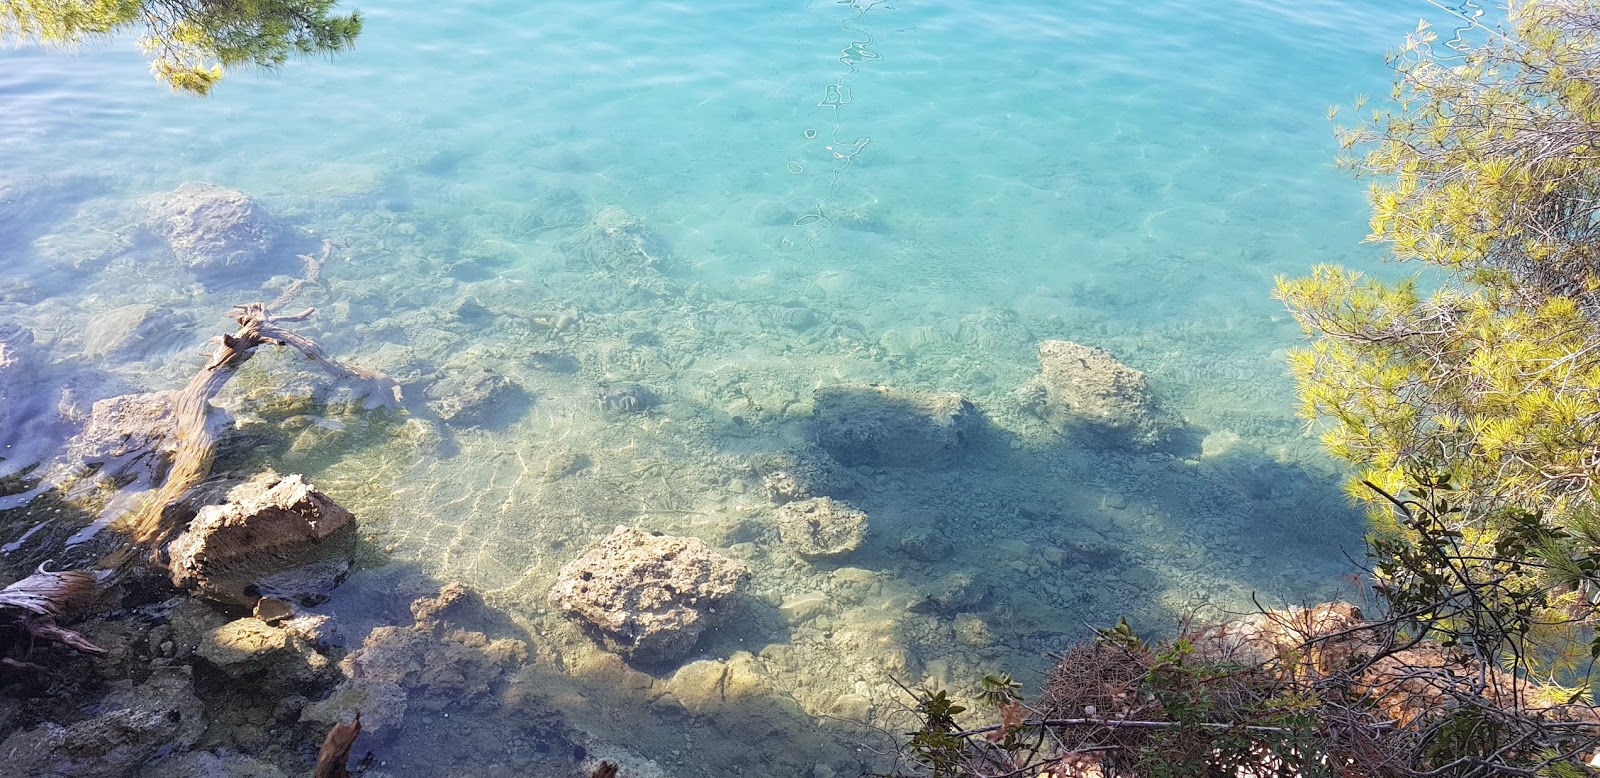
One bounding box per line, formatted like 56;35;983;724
1;0;362;94
1276;2;1600;645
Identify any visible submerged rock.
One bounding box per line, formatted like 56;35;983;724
0;667;204;778
195;616;335;686
811;384;981;468
753;450;854;505
1018;339;1183;449
549;526;750;665
899;527;955;563
424;366;531;428
312;582;528;732
66;390;190;487
776;497;867;560
168;472;357;607
144;182;284;279
83;303;194;359
303;677;409;736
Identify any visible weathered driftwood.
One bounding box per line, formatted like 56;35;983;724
313;711;362;778
0;563;106;659
105;243;400;562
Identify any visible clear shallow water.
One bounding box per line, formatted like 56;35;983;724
1;1;1441;774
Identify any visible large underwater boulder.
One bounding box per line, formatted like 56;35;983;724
549;526;750;665
811;384;980;468
1018;339;1182;450
145;182;284;279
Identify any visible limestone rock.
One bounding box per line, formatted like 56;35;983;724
425;366;530;428
330;584;528;719
656;652;771;716
753;450;853;505
811;384;981;468
66;390;186;486
1019;339;1182;449
302;678;408;735
0;667;204;778
145;182;284;278
549;526;750;665
195;616;333;686
168;472;357;607
776;497;867;560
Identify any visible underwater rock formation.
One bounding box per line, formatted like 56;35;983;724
1018;339;1182;449
754;450;855;505
168;472;357;607
424;366;530;428
549;526;750;665
0;666;204;778
775;497;867;560
811;384;981;468
144;182;284;279
307;582;528;735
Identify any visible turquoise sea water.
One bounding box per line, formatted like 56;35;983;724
1;1;1450;774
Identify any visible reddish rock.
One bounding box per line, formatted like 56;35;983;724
168;472;356;607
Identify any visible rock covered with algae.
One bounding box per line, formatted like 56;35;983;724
549;526;750;665
1018;339;1183;449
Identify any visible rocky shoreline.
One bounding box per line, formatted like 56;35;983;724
0;178;1364;776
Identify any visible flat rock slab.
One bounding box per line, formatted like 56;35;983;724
550;526;750;666
811;384;981;468
168;472;357;607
